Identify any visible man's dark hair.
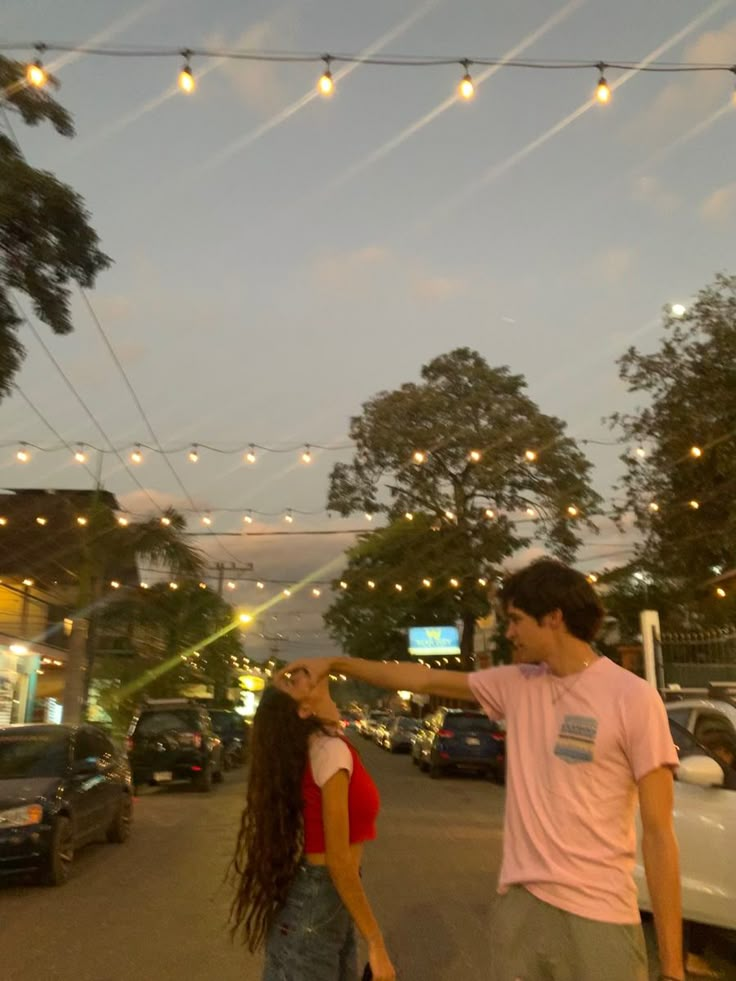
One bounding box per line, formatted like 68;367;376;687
499;559;605;642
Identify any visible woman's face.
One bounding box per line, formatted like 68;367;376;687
275;667;340;722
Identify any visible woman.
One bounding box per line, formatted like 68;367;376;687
230;667;396;981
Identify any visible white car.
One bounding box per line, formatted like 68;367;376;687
634;719;736;932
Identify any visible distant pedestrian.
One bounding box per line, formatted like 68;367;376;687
229;669;395;981
281;559;684;981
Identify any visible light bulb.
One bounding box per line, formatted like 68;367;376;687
117;517;129;527
394;583;403;592
27;59;47;88
284;511;294;523
689;500;700;510
716;587;726;599
526;507;536;517
587;573;599;584
169;581;178;590
74;446;87;464
671;303;686;318
444;510;456;521
140;582;149;589
524;449;537;462
198;582;207;590
690;446;702;458
484;508;495;519
283;588;292;597
449;578;460;588
16;447;30;463
110;580;120;589
365;512;374;522
648;502;659;513
239;613;253;624
478;578;488;587
412;450;427;464
422;578;432;588
596;71;611;104
202;514;212;526
227;581;236;591
0;517;7;526
459;69;474;100
245;446;257;464
188;446;199;463
178;64;195;94
76;516;88;527
256;581;265;590
635;447;646;459
23;578;34;587
312;588;321;598
339;581;348;589
469;450;482;463
243;513;253;524
36;516;47;526
318;59;334;96
367;580;376;590
405;512;414;521
567;505;579;517
161;516;171;526
301;446;312;464
131;446;143;464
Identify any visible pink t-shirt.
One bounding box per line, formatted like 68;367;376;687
468;656;678;924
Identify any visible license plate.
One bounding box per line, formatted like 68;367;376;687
466;737;480;746
153;771;172;782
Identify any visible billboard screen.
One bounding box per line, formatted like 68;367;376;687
408;625;461;657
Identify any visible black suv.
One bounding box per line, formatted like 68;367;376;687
127;700;224;793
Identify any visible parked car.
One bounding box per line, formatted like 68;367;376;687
412;708;505;780
0;723;132;885
635;718;736;933
208;709;248;769
382;717;421;753
361;710;391;740
127;699;224;793
662;687;736;746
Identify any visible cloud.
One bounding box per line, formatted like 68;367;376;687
412;275;468;303
700;182;736;224
212;12;300;115
623;18;736;144
631;175;680;215
588;247;638;285
311;245;390;291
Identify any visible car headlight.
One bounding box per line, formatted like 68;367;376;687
0;804;43;828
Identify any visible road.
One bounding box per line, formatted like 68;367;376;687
1;737;734;980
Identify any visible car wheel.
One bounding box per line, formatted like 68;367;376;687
45;815;74;886
107;794;132;844
194;764;213;793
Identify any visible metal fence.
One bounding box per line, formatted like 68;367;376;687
660;627;736;687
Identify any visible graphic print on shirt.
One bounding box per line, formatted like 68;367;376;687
553;714;598;764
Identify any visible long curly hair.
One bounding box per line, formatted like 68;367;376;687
229;684;327;951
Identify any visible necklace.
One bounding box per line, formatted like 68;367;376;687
550;656;595;705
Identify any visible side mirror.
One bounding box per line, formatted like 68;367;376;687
677;754;725;788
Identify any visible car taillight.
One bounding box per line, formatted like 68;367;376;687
491;733;505;742
437;729;455;738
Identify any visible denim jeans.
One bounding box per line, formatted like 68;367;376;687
262;863;358;981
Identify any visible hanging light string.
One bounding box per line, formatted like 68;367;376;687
2;439;353;459
8;41;736;102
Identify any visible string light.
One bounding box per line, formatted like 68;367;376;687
525;507;536;517
458;60;474;100
468;450;482;463
74;445;87;464
690;446;702;459
178;51;195;93
26;46;47;88
256;581;265;590
648;502;659;513
243;513;254;524
227;581;236;591
140;582;149;589
671;303;687;318
312;588;321;598
404;512;414;521
567;505;579;517
239;613;253;624
283;588;292;597
130;445;143;464
318;56;334;96
284;510;294;524
716;587;727;599
596;64;611;104
394;583;403;592
161;516;171;526
478;578;488;587
198;582;207;590
339;580;348;590
635;447;647;459
422;578;432;588
35;516;47;526
444;510;456;521
449;577;460;588
16;446;30;463
169;581;178;590
202;514;212;526
364;512;374;522
117;516;129;527
0;517;7;527
301;446;312;465
110;580;120;589
23;578;34;587
484;508;495;519
76;516;88;526
188;445;199;463
367;580;376;590
688;500;700;510
587;573;599;584
244;445;257;464
412;450;427;465
524;450;537;462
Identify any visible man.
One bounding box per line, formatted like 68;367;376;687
281;559;684;981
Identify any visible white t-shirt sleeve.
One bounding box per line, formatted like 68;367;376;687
309;735;353;787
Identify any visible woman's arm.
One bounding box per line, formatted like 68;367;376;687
321;770;395;981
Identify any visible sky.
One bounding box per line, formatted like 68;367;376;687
1;0;735;659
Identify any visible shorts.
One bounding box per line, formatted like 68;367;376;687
262;863;358;981
488;885;648;981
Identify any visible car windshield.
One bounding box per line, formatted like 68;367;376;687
135;710;201;735
0;732;69;779
445;714;496;732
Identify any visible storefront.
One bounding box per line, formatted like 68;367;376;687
0;638;41;725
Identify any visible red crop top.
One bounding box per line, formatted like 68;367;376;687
302;735;380;854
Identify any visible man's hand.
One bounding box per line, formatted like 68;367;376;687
276;657;338;687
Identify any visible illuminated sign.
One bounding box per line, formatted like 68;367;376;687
239;674;266;692
408;626;461;657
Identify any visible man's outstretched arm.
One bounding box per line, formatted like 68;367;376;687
280;656;474;701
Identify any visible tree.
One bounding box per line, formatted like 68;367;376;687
610;273;736;601
0;55;110;398
327;348;602;664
